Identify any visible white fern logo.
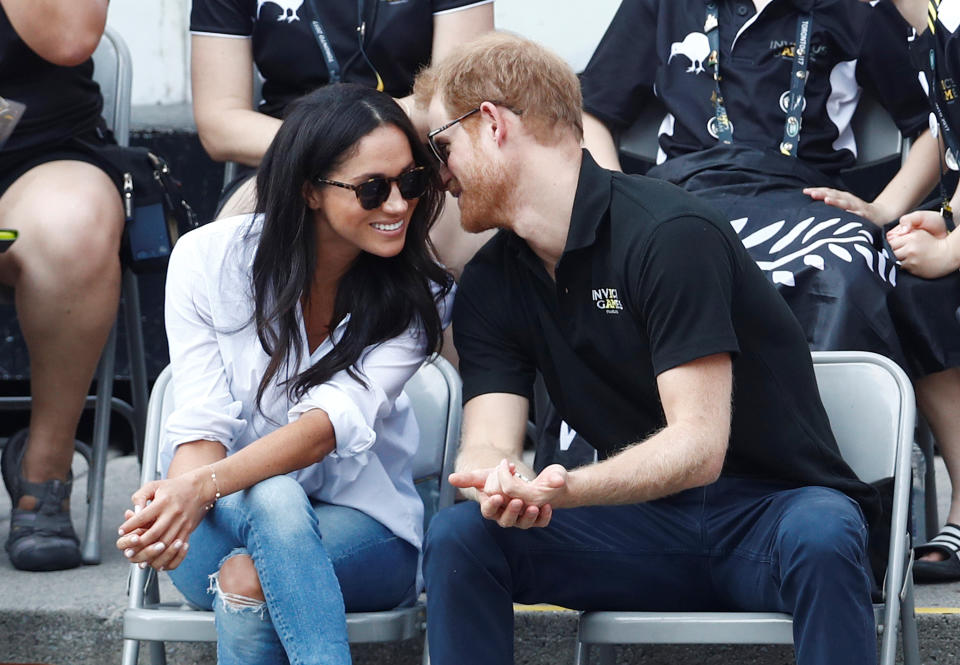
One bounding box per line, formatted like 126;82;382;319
730;216;896;287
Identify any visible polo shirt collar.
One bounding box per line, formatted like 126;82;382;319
564;149;612;254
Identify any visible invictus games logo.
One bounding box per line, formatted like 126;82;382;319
592;287;623;314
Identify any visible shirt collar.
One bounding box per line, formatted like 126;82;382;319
564;149;613;254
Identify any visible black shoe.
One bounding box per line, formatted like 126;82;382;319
1;429;81;571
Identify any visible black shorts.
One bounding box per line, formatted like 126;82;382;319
0;126;119;199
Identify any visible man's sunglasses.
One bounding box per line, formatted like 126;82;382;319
315;166;429;210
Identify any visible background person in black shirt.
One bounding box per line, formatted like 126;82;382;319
581;0;960;583
416;33;877;665
0;0;124;572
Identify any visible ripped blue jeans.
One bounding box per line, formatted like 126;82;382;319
167;475;418;665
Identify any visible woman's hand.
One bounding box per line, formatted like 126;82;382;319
886;210;959;279
116;469;214;571
803;186;888;225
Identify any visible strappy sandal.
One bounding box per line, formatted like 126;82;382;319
1;429;81;571
913;523;960;583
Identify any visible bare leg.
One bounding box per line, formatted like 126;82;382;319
0;160;123;506
914;367;960;560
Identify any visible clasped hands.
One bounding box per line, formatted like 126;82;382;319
114;470;211;571
448;459;568;529
804;187;956;278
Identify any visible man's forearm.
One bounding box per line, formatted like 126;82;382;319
561;422;725;508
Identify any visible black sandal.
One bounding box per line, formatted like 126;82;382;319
1;429;81;571
913;523;960;584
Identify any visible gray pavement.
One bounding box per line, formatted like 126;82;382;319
0;452;958;665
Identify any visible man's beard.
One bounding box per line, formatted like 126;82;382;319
456;158;516;234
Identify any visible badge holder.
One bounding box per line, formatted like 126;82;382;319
0;229;18;253
0;96;26;151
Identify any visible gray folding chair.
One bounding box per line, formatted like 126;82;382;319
120;355;462;665
616;94;937;539
573;351;919;665
0;27;148;564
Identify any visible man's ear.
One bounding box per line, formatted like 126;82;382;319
479;100;509;147
303;181;323;211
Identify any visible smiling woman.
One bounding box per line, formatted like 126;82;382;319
114;83;454;665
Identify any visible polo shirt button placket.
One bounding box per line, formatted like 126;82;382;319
737;4;749;16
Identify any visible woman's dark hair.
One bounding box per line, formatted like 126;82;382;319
250;83;452;413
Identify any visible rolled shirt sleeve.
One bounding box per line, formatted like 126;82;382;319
160;229;248;474
288;282;456;460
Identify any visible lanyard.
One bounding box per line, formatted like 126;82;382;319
703;4;812;157
306;0;342;84
919;0;958;228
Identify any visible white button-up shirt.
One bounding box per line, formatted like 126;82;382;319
159;214;454;550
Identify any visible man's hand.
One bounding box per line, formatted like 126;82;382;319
803;186;887;225
449;460;561;529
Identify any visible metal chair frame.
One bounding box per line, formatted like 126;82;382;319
573;351;920;665
120;355;462;665
0;27;148;564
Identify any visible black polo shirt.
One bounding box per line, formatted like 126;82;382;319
191;0;489;118
911;2;960;156
454;151;879;525
581;0;928;176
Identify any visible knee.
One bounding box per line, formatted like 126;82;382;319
233;476;316;540
424;502;492;571
778;490;867;568
218;554;264;602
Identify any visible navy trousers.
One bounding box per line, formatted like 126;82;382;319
424;477;876;665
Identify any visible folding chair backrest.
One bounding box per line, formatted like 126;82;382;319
811;351;908;483
616;92;902;170
91;27;133;146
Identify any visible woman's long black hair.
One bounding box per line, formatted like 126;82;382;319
250;83;452;413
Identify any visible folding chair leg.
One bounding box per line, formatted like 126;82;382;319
120;639;139;665
148;640;168;665
421;631;431;665
901;577;921;665
122;270;148;459
917;419;939;541
573;640;589;665
81;323;117;564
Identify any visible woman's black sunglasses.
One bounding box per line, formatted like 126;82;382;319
315;166;429;210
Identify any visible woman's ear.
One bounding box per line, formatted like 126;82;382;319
303;182;324;211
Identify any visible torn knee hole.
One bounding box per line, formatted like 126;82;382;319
213;554;264;603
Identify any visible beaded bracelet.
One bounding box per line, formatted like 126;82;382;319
205;466;222;511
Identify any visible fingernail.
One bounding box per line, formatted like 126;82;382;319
182;542;189;552
124;548;135;558
118;528;125;536
139;562;148;569
152;542;166;552
134;504;142;514
130;534;140;544
172;540;183;550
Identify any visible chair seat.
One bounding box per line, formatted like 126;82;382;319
124;603;424;643
577;611;795;645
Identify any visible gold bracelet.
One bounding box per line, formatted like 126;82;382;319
205;465;222;511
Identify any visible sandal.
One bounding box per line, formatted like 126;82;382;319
1;429;81;571
913;523;960;583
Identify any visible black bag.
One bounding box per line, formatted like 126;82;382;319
110;146;199;273
78;139;199;273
